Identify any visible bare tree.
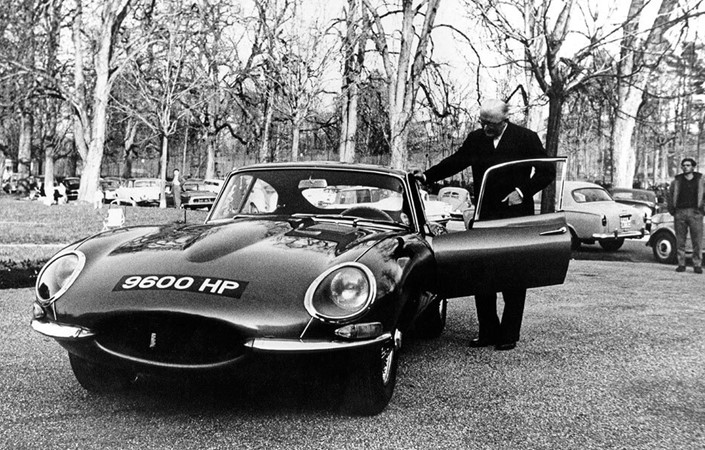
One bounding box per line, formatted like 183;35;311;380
363;0;441;169
610;0;698;187
113;1;207;207
273;9;337;161
70;0;133;204
338;0;368;162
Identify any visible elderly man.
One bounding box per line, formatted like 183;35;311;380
667;157;704;274
414;98;554;350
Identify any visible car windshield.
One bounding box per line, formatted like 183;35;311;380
572;187;612;203
183;182;204;191
209;168;410;225
134;180;159;188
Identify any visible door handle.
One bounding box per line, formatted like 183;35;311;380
540;226;567;236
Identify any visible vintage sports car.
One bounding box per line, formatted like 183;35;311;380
646;212;705;264
31;160;570;415
563;181;647;251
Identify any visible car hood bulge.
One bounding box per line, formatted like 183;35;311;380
57;219;398;334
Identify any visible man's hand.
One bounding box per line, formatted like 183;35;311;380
410;169;426;183
502;189;523;206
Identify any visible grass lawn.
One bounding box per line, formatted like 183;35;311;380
0;195;209;274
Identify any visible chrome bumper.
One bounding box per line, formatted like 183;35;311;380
245;332;392;353
31;319;95;339
591;230;645;239
31;318;389;353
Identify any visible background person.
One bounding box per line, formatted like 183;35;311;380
413;98;554;351
172;168;184;209
667;157;704;274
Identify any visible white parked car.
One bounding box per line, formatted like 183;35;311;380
420;190;452;224
114;178;163;206
563;181;647;251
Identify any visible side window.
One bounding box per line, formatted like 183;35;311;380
474;158;566;223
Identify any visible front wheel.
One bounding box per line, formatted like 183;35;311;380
652;233;677;264
414;295;447;339
599;238;624;252
341;330;400;416
69;353;135;392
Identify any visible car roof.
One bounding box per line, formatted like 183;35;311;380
229;161;408;178
610;187;654;194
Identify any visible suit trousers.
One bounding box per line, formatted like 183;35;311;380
675;208;703;267
475;288;527;344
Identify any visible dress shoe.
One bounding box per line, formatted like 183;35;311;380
495;342;517;351
695;267;703;274
469;338;495;348
675;266;686;272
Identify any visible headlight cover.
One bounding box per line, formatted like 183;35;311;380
35;251;85;305
304;262;376;323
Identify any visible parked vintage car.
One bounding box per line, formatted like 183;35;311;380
202;178;224;193
419;190;453;224
100;177;124;203
646;212;705;264
564;180;647;251
61;177;81;201
180;179;218;210
31;160;570;415
114;178;163;206
609;187;661;231
437;186;473;221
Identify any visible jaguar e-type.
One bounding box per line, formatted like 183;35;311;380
31;160;570;415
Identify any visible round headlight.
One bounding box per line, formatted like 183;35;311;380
35;251;85;305
304;263;376;323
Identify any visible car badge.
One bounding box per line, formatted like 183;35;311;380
149;332;157;349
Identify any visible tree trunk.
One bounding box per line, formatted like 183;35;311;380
259;93;274;163
159;134;169;208
75;0;131;204
291;118;300;162
205;132;216;179
17;110;32;179
611;0;677;188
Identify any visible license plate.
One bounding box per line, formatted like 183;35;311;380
620;216;631;229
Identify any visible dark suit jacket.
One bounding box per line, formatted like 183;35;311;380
424;122;554;220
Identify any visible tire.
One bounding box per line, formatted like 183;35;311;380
414;295;447;339
69;353;135;392
341;330;400;416
570;231;581;251
599;238;624;252
652;233;676;264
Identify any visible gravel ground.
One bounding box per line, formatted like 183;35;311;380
1;259;704;449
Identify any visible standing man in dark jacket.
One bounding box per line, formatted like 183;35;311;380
413;99;554;351
667;157;704;274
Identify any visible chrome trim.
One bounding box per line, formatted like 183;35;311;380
30;319;95;339
591;230;644;239
95;341;246;370
304;262;377;324
474;157;568;222
35;250;86;306
539;226;567;236
245;332;393;352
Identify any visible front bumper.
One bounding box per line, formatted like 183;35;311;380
31;318;389;363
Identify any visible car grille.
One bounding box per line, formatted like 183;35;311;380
97;313;244;365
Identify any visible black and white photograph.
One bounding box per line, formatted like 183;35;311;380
1;0;704;448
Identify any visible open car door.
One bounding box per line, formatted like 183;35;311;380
432;158;570;299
